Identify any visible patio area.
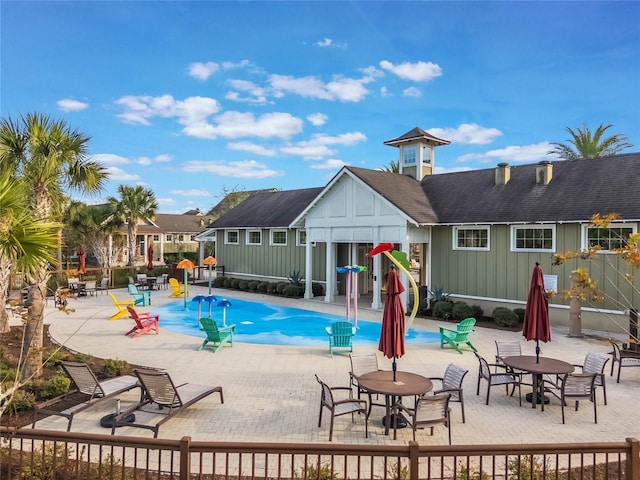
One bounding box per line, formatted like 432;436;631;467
31;285;640;445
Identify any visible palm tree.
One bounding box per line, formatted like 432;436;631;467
0;112;107;376
548;123;633;160
109;185;158;266
0;173;59;334
381;159;400;173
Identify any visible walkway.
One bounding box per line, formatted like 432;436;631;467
32;286;639;445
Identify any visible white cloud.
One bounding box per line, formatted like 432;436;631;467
90;153;130;165
307;113;328;126
155;154;173;163
170;189;212;197
280;131;366;160
221;60;251;70
227;141;277;156
309;159;348;169
402;87;422;97
429;124;503;145
182;160;283;178
225;79;268;104
269;74;373;102
315;38;347;49
106;166;140;181
115;94;221;127
379;60;442;82
137;157;153;166
458;142;556;163
157;197;177;206
433;165;473;174
188;62;219;80
197;111;303;140
380;86;390;97
57;98;89;112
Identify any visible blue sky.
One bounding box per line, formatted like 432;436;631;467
2;1;639;214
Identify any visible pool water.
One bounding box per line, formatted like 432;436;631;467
151;297;440;346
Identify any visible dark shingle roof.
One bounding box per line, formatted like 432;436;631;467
422;153;640;223
345;167;438;223
154;213;206;232
210;187;324;228
383;127;451;147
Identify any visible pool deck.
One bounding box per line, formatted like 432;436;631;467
30;285;640;446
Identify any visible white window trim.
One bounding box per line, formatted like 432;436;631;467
510;225;556;253
296;229;307;246
165;234;173;242
452;226;490;251
581;222;637;253
271;229;288;246
402;145;416;165
246;229;262;246
225;230;239;245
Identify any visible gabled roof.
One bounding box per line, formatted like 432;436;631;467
210;187;324;229
383;127;451;147
423;153;640;224
154;213;207;233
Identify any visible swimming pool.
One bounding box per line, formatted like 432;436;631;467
151;297;439;346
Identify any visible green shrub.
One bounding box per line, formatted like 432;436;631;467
102;358;129;378
212;276;225;287
507;455;552;479
451;301;473;320
73;352;90;363
470;305;484;322
248;281;260;291
238;280;249;290
283;285;304;297
276;282;289;295
222;277;233;288
429;285;450;308
288;270;304;287
6;390;36;414
257;281;269;293
433;300;453;319
456;464;491;480
296;462;342;480
513;307;526;323
230;278;241;289
492;307;519;327
0;365;17;383
266;282;278;294
43;348;69;368
312;282;324;297
43;374;71;399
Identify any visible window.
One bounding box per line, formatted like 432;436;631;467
271;230;287;246
225;230;238;244
402;146;416;165
190;235;196;242
297;229;307;246
585;224;635;252
512;226;555;252
165;234;173;242
453;226;490;250
153;234;159;242
246;230;262;245
178;234;184;242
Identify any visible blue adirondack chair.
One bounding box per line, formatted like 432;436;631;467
128;284;151;306
439;317;477;354
326;321;356;357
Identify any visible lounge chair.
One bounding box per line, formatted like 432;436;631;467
128;283;151;306
32;361;140;431
439;317;477;354
111;368;224;437
125;306;160;338
168;277;189;297
198;317;235;352
326;321;355;356
109;293;135;320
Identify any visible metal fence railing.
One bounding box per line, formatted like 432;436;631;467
1;428;638;480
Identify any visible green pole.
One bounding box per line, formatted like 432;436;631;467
208;265;212;295
183;269;188;309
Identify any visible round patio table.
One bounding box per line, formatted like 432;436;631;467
357;370;433;435
502;355;574;410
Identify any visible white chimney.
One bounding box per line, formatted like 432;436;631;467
495;162;510;185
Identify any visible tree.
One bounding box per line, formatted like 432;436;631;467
0;112;107;376
109;185;158;266
548;123;633;161
0;174;60;334
65;201;124;278
381;159;400;173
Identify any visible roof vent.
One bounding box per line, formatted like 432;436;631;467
495;162;510;185
536;161;553;185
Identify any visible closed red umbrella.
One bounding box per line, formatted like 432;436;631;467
77;246;86;276
379;267;406;381
147;244;154;270
523;262;551;363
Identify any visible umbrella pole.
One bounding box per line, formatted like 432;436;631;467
392;357;397;382
536;340;540;363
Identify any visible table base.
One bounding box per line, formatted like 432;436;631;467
100;412;135;428
381;414;407;429
525;392;550;405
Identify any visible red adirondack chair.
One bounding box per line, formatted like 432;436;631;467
125;306;160;338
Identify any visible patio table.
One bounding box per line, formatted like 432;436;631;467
502;355;574;410
357;370;433;435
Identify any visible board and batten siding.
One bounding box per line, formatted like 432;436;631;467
430;223;639;313
216;229;326;282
